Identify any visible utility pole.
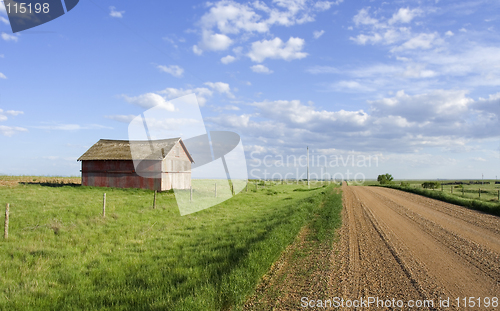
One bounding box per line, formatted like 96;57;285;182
307;146;310;187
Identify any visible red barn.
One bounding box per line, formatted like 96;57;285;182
78;138;193;191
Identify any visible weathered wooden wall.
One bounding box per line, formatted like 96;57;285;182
82;160;162;191
81;141;192;191
161;143;192;191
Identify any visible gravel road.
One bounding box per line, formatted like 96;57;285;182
338;184;500;309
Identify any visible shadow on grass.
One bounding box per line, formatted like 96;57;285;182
18;182;82;188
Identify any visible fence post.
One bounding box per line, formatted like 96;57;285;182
153;190;157;209
451;186;453;194
4;203;9;239
479;188;481;198
231;184;234;196
215;183;217;198
103;193;106;217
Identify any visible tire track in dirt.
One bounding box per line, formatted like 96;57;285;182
338;184;434;307
366;187;500;281
340;184;500;309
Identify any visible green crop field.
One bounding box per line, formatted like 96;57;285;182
0;177;341;310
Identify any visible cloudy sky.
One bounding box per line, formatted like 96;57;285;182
0;0;499;180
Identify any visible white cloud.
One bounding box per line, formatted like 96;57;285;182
247;37;307;62
159;87;213;106
193;45;203;55
157;65;184;78
1;32;18;42
200;1;269;34
331;80;374;92
0;16;9;25
251;64;273;74
337;80;363;89
0;109;23;122
109;6;125;18
418;46;500;81
209;114;252;128
122;93;175;111
350;33;382;45
308;62;440;95
393;33;442;51
105;115;136;123
194;0;339;56
388;8;422;24
472;92;500;116
459;28;467;32
221;55;236;64
158;81;235;106
204;81;235;98
199;30;233;51
402;64;436;78
347;11;500;90
4;110;23;116
310;41;500;92
208;90;500;154
252;99;369;127
353;8;379;26
350;7;438;52
314;1;342;11
370;89;472;123
0;73;6;79
0;125;27;137
313;30;325;39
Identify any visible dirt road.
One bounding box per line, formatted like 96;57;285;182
338;184;500;309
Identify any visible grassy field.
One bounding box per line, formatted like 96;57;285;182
364;180;500;216
0;177;341;310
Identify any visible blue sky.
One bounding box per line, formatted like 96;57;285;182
0;0;499;180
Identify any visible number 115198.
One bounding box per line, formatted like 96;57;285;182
6;2;50;14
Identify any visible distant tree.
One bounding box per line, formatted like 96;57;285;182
377;173;394;185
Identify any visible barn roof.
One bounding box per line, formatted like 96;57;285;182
77;138;194;162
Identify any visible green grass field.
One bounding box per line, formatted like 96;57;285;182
0;178;341;310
